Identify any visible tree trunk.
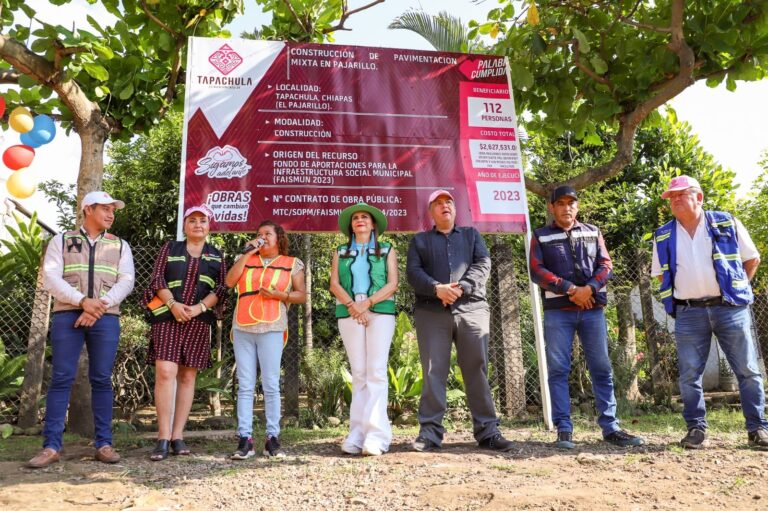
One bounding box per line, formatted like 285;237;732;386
490;240;526;417
636;248;670;404
616;287;641;401
209;320;223;416
68;124;109;437
303;234;313;351
284;304;300;418
17;260;51;428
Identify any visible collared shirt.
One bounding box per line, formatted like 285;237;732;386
406;224;490;313
349;239;372;295
43;230;135;308
651;214;759;299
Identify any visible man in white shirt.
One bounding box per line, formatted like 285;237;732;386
652;175;766;450
28;191;135;468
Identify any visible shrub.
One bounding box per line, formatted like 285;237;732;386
301;340;349;425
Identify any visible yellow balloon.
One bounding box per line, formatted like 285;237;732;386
6;168;37;199
9;106;34;133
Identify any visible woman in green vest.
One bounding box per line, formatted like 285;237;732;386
142;205;228;461
330;203;398;456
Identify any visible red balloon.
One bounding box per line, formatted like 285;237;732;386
3;145;35;170
0;96;5;119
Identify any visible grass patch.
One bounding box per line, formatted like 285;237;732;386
667;444;685;455
720;475;750;495
618;408;746;435
0;433;88;462
490;463;552;477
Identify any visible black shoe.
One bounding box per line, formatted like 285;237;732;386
231;436;255;460
680;427;707;449
264;435;286;458
149;439;170;461
412;435;441;452
479;433;515;452
555;431;575;450
748;428;768;449
605;429;645;447
170;439;190;456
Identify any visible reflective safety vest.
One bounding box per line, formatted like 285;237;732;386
52;229;123;315
145;241;222;325
335;242;396;318
235;254;297;326
655;210;754;317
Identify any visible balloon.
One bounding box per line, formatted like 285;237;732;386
6;168;37;199
2;145;35;170
19;132;42;148
0;96;5;119
9;106;33;133
28;114;56;145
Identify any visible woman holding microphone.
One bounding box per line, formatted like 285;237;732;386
330;203;398;456
226;220;306;459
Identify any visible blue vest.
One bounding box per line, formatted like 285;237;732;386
532;222;609;309
655;211;753;317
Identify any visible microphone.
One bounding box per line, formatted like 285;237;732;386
241;237;266;254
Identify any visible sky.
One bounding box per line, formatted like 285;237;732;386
3;0;767;228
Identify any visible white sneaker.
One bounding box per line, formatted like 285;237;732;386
341;442;362;454
362;445;384;456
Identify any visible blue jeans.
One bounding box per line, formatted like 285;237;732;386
675;304;768;432
233;329;284;438
544;308;620;436
43;311;120;452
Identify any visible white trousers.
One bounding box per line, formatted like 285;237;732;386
338;311;395;451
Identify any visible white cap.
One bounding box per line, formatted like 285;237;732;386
81;191;125;211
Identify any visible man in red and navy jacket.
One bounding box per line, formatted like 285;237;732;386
530;185;644;450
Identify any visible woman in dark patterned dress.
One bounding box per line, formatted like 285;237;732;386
142;205;228;461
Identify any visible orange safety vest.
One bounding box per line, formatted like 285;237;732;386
235;254;297;326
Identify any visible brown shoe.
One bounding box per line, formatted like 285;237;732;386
27;448;60;468
94;445;121;464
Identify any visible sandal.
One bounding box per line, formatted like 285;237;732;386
150;439;170;461
170;439;191;456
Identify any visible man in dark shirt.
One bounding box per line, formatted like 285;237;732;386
529;185;644;449
406;190;513;452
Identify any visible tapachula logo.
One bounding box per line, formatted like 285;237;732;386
208;44;243;76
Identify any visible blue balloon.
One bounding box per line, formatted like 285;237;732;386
20;132;42;148
29;114;56;145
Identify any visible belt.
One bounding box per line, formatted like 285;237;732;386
674;297;723;307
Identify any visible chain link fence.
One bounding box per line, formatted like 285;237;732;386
2;233;767;427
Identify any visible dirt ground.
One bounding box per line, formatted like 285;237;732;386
1;425;767;511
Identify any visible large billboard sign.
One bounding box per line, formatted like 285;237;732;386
181;38;528;233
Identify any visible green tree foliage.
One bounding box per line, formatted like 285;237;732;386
742;150;768;291
388;10;485;53
103;112;183;244
526;110;739;258
481;0;767;196
0;1;244;207
249;0;385;42
0;213;45;294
